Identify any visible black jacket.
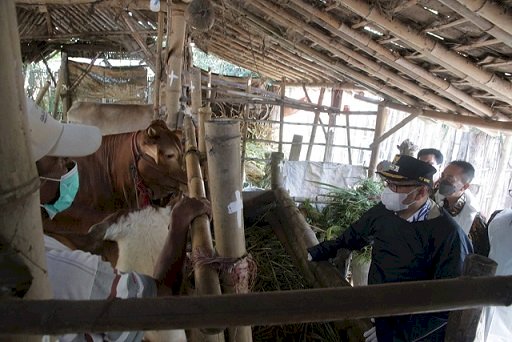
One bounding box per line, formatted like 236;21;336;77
308;202;474;341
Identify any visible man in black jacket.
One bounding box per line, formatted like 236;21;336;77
308;155;473;342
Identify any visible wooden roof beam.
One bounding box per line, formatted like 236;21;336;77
435;0;512;49
391;0;419;13
454;38;502;51
340;0;512;105
424;18;469;33
283;0;506;119
121;11;155;72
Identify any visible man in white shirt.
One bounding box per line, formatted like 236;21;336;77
435;160;479;236
26;97;208;341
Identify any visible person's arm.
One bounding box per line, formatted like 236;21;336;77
153;197;210;295
433;226;473;279
308;205;378;261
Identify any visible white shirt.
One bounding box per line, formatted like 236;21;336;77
476;209;512;342
45;235;156;341
435;190;479;235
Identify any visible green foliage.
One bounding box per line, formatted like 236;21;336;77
301;178;384;264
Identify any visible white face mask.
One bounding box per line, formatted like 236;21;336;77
380;186;419;212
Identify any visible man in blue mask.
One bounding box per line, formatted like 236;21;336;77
27;97;210;341
307;154;473;342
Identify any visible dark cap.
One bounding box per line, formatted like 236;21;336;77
377;154;436;188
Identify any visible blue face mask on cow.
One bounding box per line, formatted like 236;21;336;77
40;162;79;219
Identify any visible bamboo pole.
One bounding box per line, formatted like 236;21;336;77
166;3;187;129
35;80;51;105
324;89;341;162
437;0;512;49
240;0;417;107
0;2;52;342
278;77;285;153
190;67;202;118
270;152;284;190
121;11;156;72
60;52;71;122
445;254;498;341
205;119;253;342
153;10;164;119
368;105;388;177
2;275;512;334
198;106;212;158
240;76;252;182
384;101;512;133
284;0;505;119
67;52;99;93
289;134;303;161
460;0;512;38
206;68;212;108
343;105;353;165
183;115;226;340
52;56;66;119
369;109;423;149
339;0;512;105
306;87;325;161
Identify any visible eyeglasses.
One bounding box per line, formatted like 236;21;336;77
384;180;421;192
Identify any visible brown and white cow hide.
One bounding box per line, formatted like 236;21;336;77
92;205;187;342
67;102;161;136
40;120;187;236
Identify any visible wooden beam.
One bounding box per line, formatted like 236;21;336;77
1;276;512;334
385;102;512;132
369;109;423;148
121;12;156;72
368;105;388;177
278;77;285;153
454;38;501;51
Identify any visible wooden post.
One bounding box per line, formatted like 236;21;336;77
190;67;202;118
278;77;285;153
271;152;285;190
369;109;422;149
153;10;165;119
240;76;252;182
166;2;187;129
289;134;303;161
270;187;373;340
60;52;71;122
198;106;212;157
183;116;226;340
445;254;498;341
206;67;212;108
53;55;66;119
0;2;52;342
324;89;342;162
342;105;353;165
368;105;388;177
205;119;253;342
35;80;51;105
306;87;325;161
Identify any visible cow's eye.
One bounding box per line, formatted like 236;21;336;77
166;153;175;159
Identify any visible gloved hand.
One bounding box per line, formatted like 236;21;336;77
363;318;378;342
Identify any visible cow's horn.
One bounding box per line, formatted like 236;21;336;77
147;126;158;138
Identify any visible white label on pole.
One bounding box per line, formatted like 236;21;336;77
227;190;243;227
168;69;179;86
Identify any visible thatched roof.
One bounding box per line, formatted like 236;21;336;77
15;0;512;123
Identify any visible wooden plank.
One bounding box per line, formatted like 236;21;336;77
368;105;388;177
289;134;303;161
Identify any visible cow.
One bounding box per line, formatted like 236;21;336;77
40;119;188;236
88;206;188;342
67;102;158;135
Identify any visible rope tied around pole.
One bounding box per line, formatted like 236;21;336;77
190;248;257;293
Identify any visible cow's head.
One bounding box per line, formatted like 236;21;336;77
137;120;188;200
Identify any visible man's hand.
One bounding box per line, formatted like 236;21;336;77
171;196;211;229
363;318;378;342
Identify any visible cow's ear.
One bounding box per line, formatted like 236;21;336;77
173;129;183;142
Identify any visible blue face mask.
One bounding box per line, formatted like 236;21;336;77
40;162;79;219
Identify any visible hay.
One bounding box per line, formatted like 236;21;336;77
245;223;340;342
